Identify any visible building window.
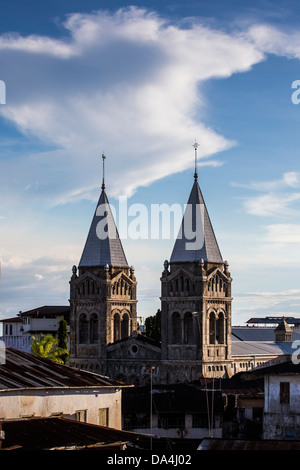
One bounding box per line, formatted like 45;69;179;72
114;313;121;342
192;413;209;428
99;408;109;427
209;312;216;344
184;312;193;344
172;312;181;344
123;414;150;430
280;382;290;405
90;313;98;344
216;312;225;344
79;314;88;344
121;313;130;339
75;410;87;422
158;413;185;430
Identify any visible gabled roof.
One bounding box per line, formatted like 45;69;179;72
0;347;129;390
170;179;223;264
79;189;128;268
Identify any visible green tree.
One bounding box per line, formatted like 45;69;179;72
31;334;67;364
145;309;161;341
57;317;69;364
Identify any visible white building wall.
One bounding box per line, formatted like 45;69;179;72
264;374;300;440
264;375;300;413
0;387;122;429
0;336;31;353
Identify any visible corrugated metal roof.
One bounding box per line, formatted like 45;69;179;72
232;327;300;342
0;347;129;390
244;360;300;377
1;417;145;450
170;179;223;264
232;340;293;357
79;189;128;268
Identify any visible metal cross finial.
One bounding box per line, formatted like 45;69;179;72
193;140;199;181
101;152;106;190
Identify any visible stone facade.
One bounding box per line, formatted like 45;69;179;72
69;158;292;385
160;258;232;383
69;263;137;375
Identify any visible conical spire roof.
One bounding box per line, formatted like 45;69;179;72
79;157;128;268
170;177;223;264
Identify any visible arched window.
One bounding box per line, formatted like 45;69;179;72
209;311;216;345
184;312;193;344
79;313;88;344
216;312;225;344
90;313;98;344
172;312;181;344
121;313;129;339
114;313;121;342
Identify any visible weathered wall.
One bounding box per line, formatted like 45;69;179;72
0;387;122;428
264;374;300;440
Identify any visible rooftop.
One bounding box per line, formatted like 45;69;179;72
231;340;293;358
0;347;129;390
247;316;300;325
0;416;146;450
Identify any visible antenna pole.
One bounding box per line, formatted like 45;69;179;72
193;141;199;181
101;152;106;190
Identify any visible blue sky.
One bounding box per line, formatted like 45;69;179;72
1;0;300;326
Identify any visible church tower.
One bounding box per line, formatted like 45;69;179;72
69;155;137;374
160;143;232;383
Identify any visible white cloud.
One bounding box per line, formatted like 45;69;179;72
0;7;265;204
248;24;300;59
263;224;300;244
232;288;300;324
232;171;300;192
232;171;300;217
244;192;300;216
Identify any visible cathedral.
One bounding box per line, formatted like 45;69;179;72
69;150;291;385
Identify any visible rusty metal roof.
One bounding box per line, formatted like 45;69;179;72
0;347;129;390
0;416;146;450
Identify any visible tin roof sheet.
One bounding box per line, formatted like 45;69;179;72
0;417;145;450
232;340;293;357
0;347;128;390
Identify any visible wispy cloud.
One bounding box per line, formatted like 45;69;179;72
263;224;300;244
232;171;300;217
244;192;300;216
231;171;300;192
0;7;265;205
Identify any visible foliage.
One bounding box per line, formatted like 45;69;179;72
57;317;69;364
31;333;68;364
145;309;161;342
